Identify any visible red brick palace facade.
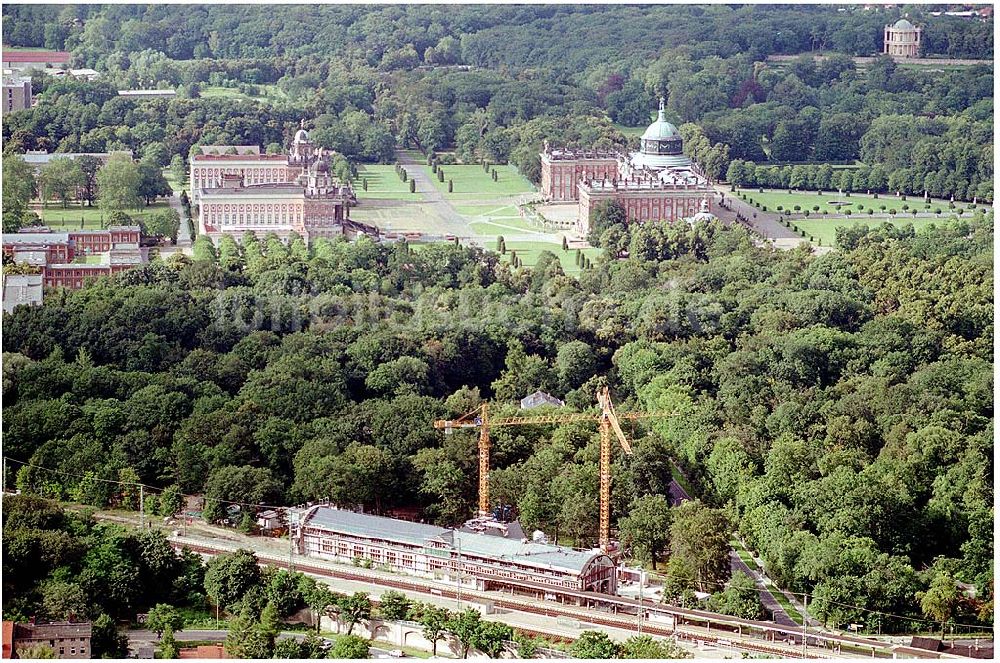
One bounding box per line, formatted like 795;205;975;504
539;101;716;234
2;227;144;290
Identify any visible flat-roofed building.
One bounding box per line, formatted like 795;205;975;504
293;506;618;598
2;75;31;114
117;89;177;99
2;274;43;314
2;226;145;289
21;150;133;174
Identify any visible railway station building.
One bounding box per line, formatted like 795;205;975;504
293;506;618;599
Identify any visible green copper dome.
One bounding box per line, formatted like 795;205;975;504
892;18;916;30
641;100;681;141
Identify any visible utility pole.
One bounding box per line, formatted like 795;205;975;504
139;485;144;529
802;593;808;659
288;510;295;573
637;571;643;635
456;536;463;610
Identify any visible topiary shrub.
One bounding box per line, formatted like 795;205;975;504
793;205;801;211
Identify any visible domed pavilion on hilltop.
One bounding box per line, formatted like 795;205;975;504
884;17;921;58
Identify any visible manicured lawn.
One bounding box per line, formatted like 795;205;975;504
354;165;415;199
372;640;434;659
33;201;172;229
669;464;696;500
421;164;535;200
737;188;965;216
499;240;601;275
792;216;945;247
199;84;286;102
613;123;647;138
163;168;185;194
452;203;519;217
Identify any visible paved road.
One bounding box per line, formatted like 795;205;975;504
713;187;800;241
729;551;797;628
767;53;993;67
170;192;192;246
396;151;472;239
127;629;401;658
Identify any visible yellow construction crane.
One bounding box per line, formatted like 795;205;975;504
433;387;674;552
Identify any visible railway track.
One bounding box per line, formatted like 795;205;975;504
174;538;838;658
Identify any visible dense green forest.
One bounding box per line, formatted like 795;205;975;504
2;5;994;200
4;215;993;632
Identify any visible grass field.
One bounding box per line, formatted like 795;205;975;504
199;84;286;102
792;216;943;246
737;188;967;216
500;240;601;275
421;164;535;200
354;164;416;199
34;201;172;229
163;168;185;194
470;218;553;236
613;123;647;138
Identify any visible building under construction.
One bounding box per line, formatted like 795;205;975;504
292;505;618;598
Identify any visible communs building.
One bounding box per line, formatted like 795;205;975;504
190;125;365;243
1;227;144;292
292;505;618;599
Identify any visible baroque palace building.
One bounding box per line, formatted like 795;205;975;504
190;126;360;243
540;100;715;235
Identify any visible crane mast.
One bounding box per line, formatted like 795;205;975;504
477;404;490;516
433;387;673;552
